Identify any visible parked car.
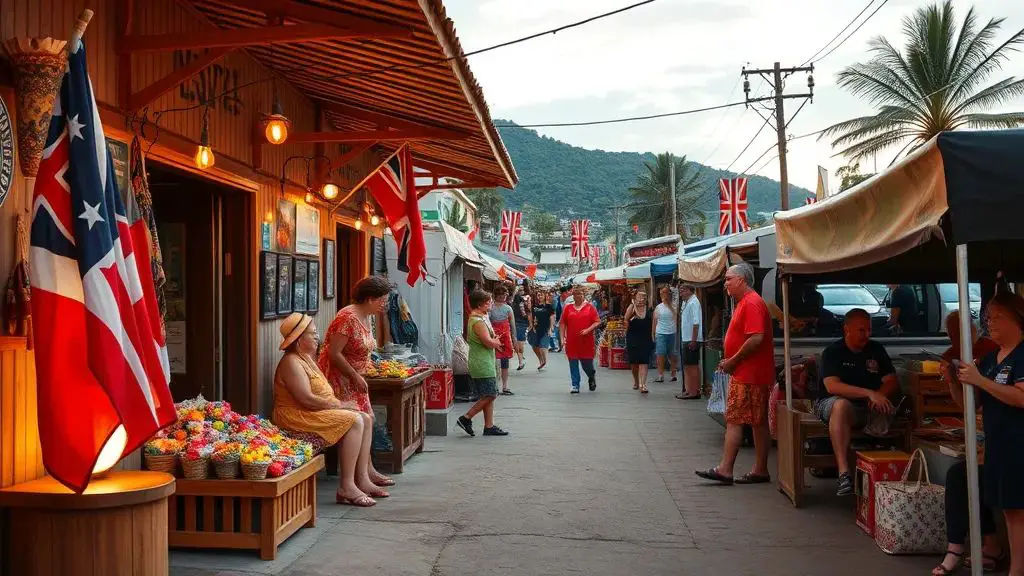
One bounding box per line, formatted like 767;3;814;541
938;283;981;327
818;284;885;317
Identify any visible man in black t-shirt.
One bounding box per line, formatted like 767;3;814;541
814;308;900;496
887;284;921;334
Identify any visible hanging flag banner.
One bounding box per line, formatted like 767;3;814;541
608;242;616;266
498;210;522;254
816;165;829;200
590;245;601;270
804;196;818;206
571;219;590;260
718;178;749;235
29;41;176;493
365;145;426;286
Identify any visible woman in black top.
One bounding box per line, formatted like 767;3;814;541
940;292;1024;576
528;291;555;370
625;290;654;393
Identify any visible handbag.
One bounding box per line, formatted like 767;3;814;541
874;448;946;555
706;370;729;416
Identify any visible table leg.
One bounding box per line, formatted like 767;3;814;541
389;393;403;474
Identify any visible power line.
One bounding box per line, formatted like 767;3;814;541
494;101;747;128
813;0;891;65
800;0;879;66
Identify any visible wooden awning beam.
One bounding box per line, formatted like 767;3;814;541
331;142;376;170
415;182;489;192
125;47;232;111
204;0;413;37
412;157;495;185
118;22;408;53
287;128;469;145
321;101;471;138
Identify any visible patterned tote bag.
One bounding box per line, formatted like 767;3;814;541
874;448;946;555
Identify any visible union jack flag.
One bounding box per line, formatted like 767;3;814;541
590;245;601;270
29;43;175;493
498;210;521;254
608;242;616;266
571;219;590;260
365;145;426;286
804;196;818;206
719;178;749;235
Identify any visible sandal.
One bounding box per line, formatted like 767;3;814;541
501;389;515;396
932;550;963;575
633;384;639;390
734;472;771;484
336;493;377;507
370;474;395;487
965;550;1004;572
363;488;390;499
675;393;701;400
640;387;649;394
695;467;733;485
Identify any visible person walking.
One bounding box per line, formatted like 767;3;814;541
529;290;555;370
457;289;509;437
696;263;775;485
488;284;516;396
676;284;704;400
511;283;531;370
550;287;564;353
653;286;679;383
560;285;602;394
625;289;654;393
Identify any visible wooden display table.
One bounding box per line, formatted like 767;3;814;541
906;371;961;427
368;370;429;473
0;471;175;576
168;454;323;561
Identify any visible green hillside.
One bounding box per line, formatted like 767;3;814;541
494;120;812;236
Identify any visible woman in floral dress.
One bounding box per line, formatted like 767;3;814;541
319;275;395;487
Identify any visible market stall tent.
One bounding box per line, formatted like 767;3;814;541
772;129;1024;568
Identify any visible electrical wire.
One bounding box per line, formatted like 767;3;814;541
148;0;660;118
813;0;891;65
800;0;879;66
494;101;748;128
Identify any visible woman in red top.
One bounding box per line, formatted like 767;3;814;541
560;284;602;393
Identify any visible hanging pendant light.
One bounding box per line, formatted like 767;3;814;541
354;219;363;231
370;214;380;227
304;190;315;204
194;105;215;170
263;91;290;145
321;182;340;200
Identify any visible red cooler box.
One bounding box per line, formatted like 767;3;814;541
610;348;629;370
599;346;610;367
855;450;912;537
425;369;454;410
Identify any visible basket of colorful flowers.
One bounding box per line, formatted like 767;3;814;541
143;438;183;475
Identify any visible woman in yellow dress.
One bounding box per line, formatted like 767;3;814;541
274;313;386;507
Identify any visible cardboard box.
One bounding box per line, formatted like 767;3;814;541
425;369;454;410
855;450;912;537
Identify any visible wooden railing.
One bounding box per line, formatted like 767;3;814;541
0;337;45;488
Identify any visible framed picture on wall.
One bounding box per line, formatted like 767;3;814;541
276;254;293;316
259;251;278;320
276;199;296;253
323;239;336;299
307;260;320;313
295;204;320;256
293;258;308;313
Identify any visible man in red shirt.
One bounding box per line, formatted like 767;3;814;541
560;284;602;394
696;262;775;485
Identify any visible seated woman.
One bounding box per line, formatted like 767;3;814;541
274;313;386;508
936;295;1024;575
933;310;1002;574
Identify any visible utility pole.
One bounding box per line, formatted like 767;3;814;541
742;62;814;211
669;154;678;235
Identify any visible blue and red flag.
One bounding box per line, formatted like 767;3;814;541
29;42;175;492
365;145;426;286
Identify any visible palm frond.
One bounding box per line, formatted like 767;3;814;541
952;112;1024;129
832;128;919;162
950;77;1024;116
949;23;1024;104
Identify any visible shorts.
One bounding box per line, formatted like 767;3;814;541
528;331;551;348
498;358;510;370
515;324;528;342
655;333;678;357
813;396;870;428
725;379;769;426
681;342;702;366
473;377;499;397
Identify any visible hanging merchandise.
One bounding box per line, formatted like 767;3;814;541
128;136;167;336
3;215;32;344
387;291;419;347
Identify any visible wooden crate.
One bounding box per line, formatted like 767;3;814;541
168;455;324;560
368;371;429;474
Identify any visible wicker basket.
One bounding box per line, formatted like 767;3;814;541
213;457;240;479
181;456;210;480
144;453;179;475
241;461;270;481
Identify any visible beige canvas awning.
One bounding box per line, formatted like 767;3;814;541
774;138;949;275
677;248;728;286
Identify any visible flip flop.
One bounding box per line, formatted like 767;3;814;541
695;467;733;485
675;393;702;400
337;494;377;507
734;473;771;484
501;389;515;395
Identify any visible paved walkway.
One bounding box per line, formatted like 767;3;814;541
173;351;938;576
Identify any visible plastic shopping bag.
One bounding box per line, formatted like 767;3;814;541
707;370;729;416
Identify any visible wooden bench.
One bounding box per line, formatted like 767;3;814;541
168;455;324;560
777;400;912;508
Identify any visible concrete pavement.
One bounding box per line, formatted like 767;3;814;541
172;351;938;576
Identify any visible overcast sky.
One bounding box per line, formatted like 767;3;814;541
444;0;1024;193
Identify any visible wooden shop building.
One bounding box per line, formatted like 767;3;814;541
0;0;517;500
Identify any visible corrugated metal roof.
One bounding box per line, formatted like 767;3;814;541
189;0;517;188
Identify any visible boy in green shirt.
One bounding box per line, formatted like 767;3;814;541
457;289;510;437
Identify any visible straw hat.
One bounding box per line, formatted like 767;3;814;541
279;313;314;350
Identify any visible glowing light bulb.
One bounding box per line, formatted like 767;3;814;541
194;145;215;170
265;118;288;145
321;183;340;200
92;424;127;476
354;219;363;230
370;214;380;226
305;191;315;204
264;210;274;223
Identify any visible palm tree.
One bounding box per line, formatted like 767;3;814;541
821;1;1024;161
444;202;469;233
626;153;706;241
464;188;504;232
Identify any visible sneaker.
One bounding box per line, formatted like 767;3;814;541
588;375;597;391
836;472;853;496
456;415;475;437
483;425;509;436
570;387;580;394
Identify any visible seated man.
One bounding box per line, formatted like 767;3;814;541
814;308;898;496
